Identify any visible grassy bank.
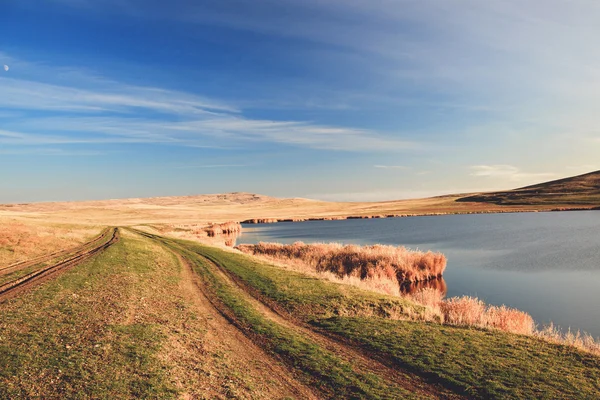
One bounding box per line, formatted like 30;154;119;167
153;235;424;399
177;240;600;399
314;317;600;399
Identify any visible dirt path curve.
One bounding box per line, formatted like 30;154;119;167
202;253;465;400
0;228;119;302
173;252;319;400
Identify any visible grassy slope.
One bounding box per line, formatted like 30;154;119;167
2;228;599;398
158;236;422;399
458;170;600;206
179;241;600;400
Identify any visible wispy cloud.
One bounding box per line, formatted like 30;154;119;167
39;1;600;133
308;189;455;202
470;165;558;182
1;53;418;152
5;115;417;151
374;165;409;169
1;76;238;115
0;147;105;156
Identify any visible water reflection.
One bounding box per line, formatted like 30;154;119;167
222;232;240;247
400;278;447;296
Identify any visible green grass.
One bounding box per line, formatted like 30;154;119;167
173;239;600;400
188;240;430;321
314;317;600;399
159;238;420;399
0;234;177;399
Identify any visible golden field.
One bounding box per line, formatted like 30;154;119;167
0;191;591;229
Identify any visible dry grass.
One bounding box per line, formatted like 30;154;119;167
437;296;535;335
0;219;101;266
134;222;242;248
537;323;600;355
408;288;600;355
232;248;404;297
203;221;242;237
0;189;584;227
236;242;446;285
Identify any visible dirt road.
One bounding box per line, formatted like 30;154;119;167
0;227;119;301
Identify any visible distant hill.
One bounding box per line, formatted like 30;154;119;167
457;170;600;206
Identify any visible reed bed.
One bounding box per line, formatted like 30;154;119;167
203;221;242;237
438;295;535;335
409;288;600;355
237;243;600;356
537;323;600;355
236;241;446;284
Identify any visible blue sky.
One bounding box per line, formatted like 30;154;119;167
1;1;599;202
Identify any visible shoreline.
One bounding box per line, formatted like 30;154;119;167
240;205;600;224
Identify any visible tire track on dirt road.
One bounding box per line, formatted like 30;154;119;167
0;227;114;276
0;228;119;302
198;251;466;400
135;229;462;398
132;229;319;399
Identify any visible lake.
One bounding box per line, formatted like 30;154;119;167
236;211;600;338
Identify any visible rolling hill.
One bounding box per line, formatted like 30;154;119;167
457;170;600;206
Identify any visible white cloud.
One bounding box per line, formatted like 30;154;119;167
308;188;459;202
0;53;419;152
0;77;237;115
5;115;416;151
470;165;558;182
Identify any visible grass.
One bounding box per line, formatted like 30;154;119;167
3;225;599;398
203;221;242;237
191;240;431;321
175;240;600;399
0;232;177;398
153;235;421;399
1;231;283;398
313;317;600;399
234;243;562;338
0;219;101;266
2;185;594;228
458;170;600;206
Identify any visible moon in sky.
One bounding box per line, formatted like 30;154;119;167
3;65;8;72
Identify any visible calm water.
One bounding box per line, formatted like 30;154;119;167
237;211;600;338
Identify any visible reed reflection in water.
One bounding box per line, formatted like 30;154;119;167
223;232;241;247
401;278;447;296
